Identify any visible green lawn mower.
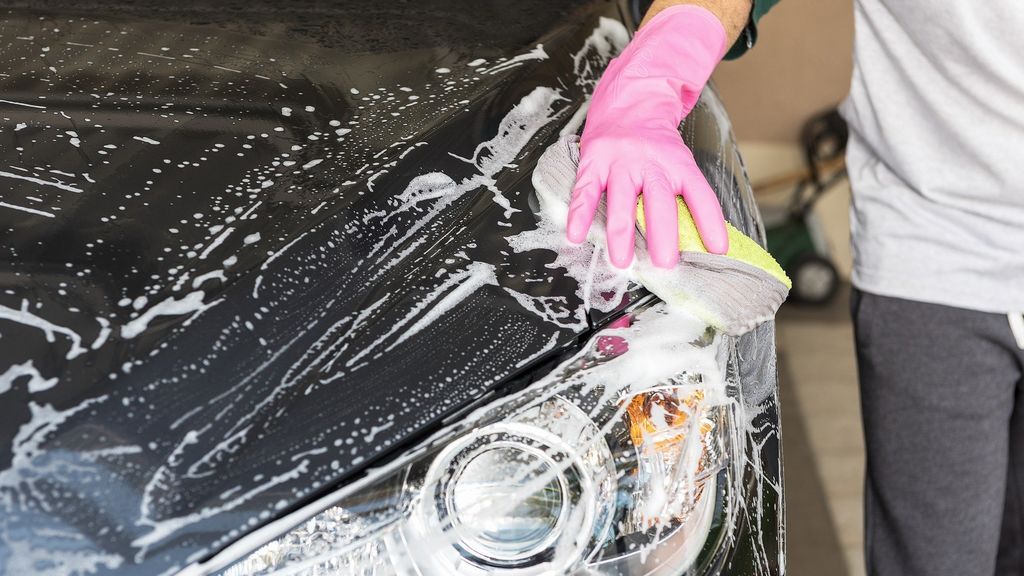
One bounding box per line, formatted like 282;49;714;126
759;109;849;305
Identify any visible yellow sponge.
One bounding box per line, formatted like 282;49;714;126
636;196;791;289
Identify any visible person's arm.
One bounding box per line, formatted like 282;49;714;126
724;0;780;59
566;0;766;268
642;0;752;44
644;0;779;59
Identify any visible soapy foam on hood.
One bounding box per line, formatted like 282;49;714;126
0;11;781;575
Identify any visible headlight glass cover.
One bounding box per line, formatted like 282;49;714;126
215;302;740;576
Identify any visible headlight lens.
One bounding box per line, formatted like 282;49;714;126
448;442;566;562
218;303;737;576
406;397;615;574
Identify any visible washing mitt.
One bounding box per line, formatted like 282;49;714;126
533;135;790;336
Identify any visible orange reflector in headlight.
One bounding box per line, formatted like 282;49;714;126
624;388;711;452
621;386;720;530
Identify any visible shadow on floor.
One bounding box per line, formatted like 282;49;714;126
780;356;850;576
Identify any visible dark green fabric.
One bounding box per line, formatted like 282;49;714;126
724;0;779;60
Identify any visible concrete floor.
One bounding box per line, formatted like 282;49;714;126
777;284;866;576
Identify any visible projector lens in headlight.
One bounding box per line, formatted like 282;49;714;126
451;445;564;561
406;398;616;573
213;304;738;576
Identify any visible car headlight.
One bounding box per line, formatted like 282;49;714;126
211;302;738;576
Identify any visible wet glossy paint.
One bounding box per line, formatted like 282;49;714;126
0;2;781;574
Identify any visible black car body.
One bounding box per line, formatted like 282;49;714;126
0;1;784;574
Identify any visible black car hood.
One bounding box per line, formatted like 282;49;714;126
0;2;662;573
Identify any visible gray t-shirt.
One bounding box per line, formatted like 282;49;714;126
840;0;1024;313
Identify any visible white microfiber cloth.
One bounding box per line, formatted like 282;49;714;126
533;135;789;336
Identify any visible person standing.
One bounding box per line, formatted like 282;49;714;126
843;1;1024;574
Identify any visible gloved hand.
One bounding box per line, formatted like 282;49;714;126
566;5;730;268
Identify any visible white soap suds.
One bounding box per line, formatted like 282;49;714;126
0;361;57;394
0;169;83;193
121;290;209;339
484;44;549;75
0;300;87;359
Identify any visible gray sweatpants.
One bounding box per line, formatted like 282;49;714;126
852;289;1024;575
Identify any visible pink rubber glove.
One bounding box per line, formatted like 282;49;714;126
567;5;730;268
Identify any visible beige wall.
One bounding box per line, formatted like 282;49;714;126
712;0;855;142
711;0;856;279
